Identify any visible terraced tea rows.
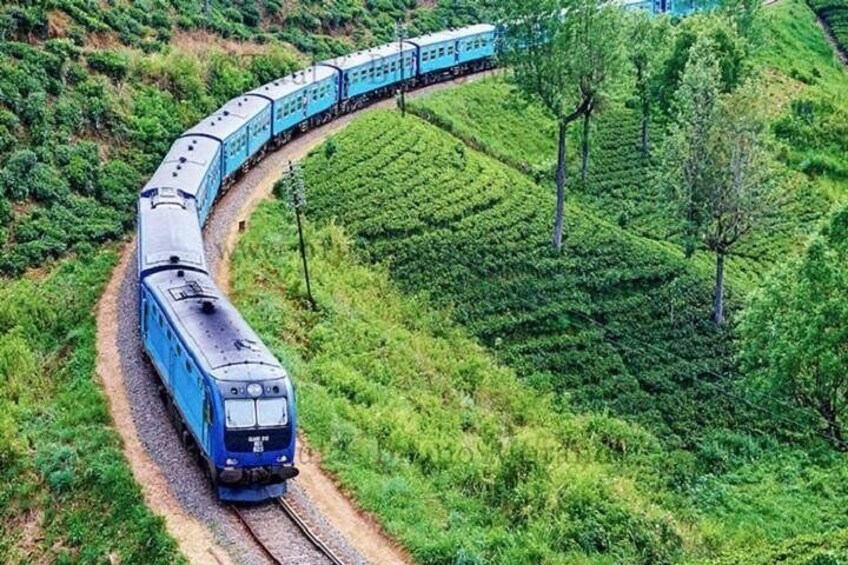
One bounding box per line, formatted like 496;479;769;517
304;110;736;440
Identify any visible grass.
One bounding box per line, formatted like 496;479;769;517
302;109;746;442
234;198;848;564
0;250;181;564
232;203;687;564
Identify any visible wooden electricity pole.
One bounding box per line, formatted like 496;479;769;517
276;161;316;310
396;19;407;117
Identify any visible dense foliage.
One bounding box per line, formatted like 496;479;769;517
0;249;181;563
740;206;848;449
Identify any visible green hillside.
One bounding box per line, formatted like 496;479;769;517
233;204;686;564
807;0;848;55
235;108;848;562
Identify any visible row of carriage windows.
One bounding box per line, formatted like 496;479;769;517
274;83;334;120
225;113;273;158
349;57;414;84
420;37;492;62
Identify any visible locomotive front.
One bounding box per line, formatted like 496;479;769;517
211;364;299;502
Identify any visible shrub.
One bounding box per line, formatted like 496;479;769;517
86;50;129;81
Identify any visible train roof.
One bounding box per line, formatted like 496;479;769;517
183;95;270;141
248;65;338;101
143;269;288;382
137;189;208;276
405;24;496;47
320;42;417;72
142;136;219;196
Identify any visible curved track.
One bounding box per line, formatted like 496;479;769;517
96;71;494;564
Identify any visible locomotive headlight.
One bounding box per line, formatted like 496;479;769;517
276;455;287;463
247;383;263;398
226;458;239;466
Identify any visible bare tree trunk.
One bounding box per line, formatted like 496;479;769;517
552;121;568;251
641;113;649;155
581;112;590;182
819;399;846;450
712;251;725;326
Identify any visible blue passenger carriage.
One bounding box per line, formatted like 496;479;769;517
142;136;222;224
249;65;340;144
139;269;299;502
182;95;272;181
406;24;497;85
321;43;417;110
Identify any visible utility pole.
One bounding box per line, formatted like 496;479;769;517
275;161;316;310
396;19;406;117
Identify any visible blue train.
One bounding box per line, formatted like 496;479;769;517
136;24;497;503
135;0;703;501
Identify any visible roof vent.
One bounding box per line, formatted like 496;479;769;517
172;172;178;177
201;300;215;314
192;139;197;144
179;157;187;163
188;145;194;151
223;111;230;116
177;270;185;278
169;255;180;264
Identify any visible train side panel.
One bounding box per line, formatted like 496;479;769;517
457;28;497;64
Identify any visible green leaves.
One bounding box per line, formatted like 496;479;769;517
739;206;848;448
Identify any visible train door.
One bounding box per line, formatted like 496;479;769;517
453;40;460;64
141;296;149;341
202;386;213;451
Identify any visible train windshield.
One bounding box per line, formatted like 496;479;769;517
224;398;288;429
225;399;256;428
257;398;288;427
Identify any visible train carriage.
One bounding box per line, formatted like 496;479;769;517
141;136;222;224
137;187;208;279
406;24;497;78
248;65;340;142
182;95;272;181
140;268;298;502
320;43;417;108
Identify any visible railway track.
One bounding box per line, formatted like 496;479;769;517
231;497;346;565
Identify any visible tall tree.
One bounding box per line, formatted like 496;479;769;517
739;207;848;449
626;10;671;155
664;37;775;326
572;0;623;181
501;0;619;249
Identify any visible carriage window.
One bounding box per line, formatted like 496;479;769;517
422;52;429;61
225;399;256;429
186;359;192;373
447;46;454;55
257;398;288;427
438;47;445;57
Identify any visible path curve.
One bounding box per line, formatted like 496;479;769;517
95;71;494;564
